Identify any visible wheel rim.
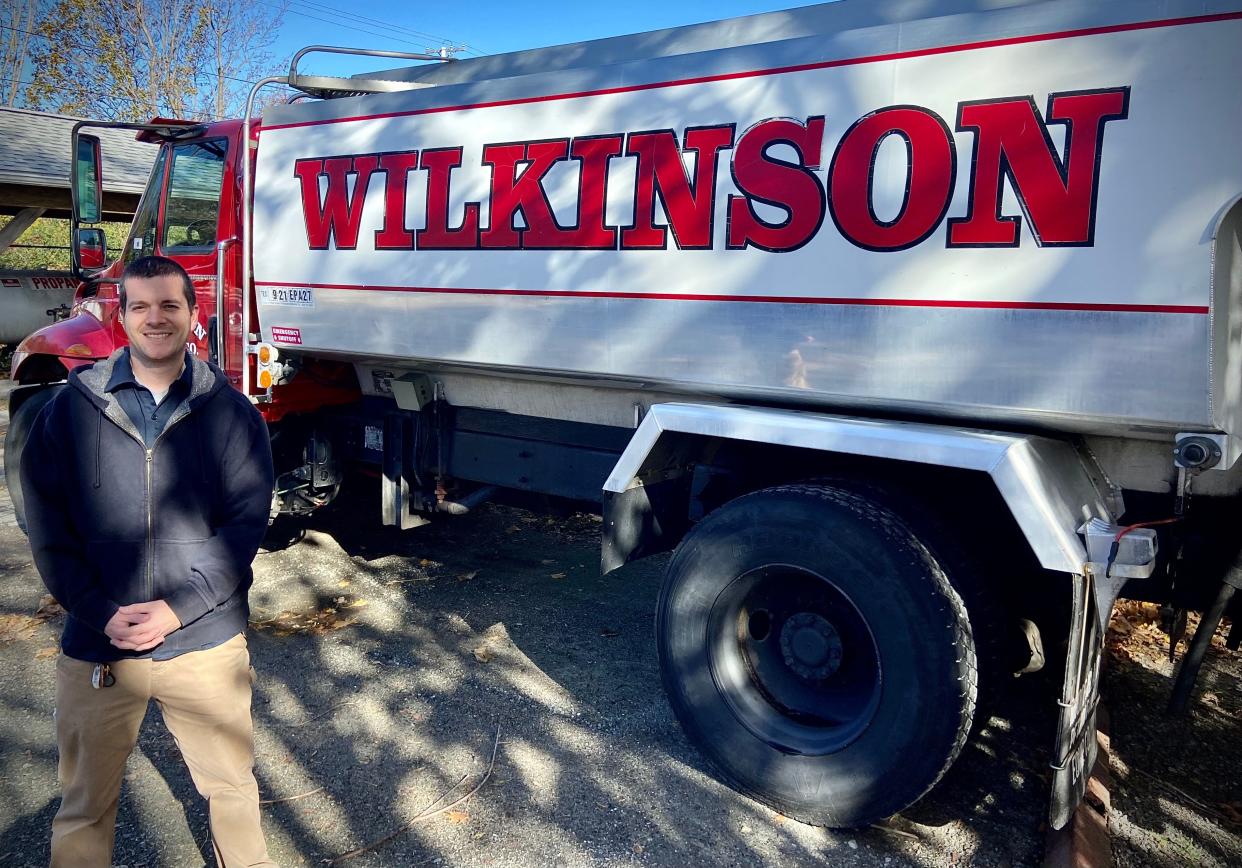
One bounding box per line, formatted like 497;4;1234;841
707;564;882;756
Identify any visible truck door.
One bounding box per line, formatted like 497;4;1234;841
154;138;234;376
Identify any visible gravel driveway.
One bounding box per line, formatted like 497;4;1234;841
0;381;1238;867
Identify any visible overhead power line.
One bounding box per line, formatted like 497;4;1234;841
0;21;38;37
261;1;482;58
3;11;483;57
287;0;470;50
274;7;448;54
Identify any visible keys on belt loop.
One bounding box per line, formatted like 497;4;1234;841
91;663;115;689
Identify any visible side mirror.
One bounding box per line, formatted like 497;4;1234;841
76;227;107;270
74;134;103;225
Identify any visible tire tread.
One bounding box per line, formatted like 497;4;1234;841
659;481;977;825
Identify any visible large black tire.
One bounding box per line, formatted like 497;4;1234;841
4;385;62;535
657;483;977;828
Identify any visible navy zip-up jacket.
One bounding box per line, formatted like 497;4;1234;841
20;350;274;662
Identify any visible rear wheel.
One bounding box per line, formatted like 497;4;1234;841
656;483;977;827
4;385;62;535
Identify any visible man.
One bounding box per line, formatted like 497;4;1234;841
21;255;276;867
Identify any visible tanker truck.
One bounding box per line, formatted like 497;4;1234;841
7;0;1242;831
0;273;78;359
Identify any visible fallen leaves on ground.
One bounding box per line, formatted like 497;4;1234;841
35;595;64;620
250;597;367;636
444;809;470;825
0;614;39;643
0;595;66;644
34;646;58;660
471;623;512;665
1105;600;1232;666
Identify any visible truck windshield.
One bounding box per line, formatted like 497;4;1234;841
162;139;228;252
122;146;168;264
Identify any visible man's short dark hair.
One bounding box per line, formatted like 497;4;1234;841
119;256;196;310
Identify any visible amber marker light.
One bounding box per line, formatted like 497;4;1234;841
64;343;94;357
258;369;273;389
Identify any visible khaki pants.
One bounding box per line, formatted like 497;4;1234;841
51;633;274;868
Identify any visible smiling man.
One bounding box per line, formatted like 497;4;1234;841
20;256;277;867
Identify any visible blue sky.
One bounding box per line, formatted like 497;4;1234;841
273;0;824;75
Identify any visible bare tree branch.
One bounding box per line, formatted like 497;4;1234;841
1;0;37;106
23;0;285;121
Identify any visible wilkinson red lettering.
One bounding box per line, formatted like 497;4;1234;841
829;106;957;252
293;90;1129;254
418;148;481;249
727;116;826;252
948;87;1129;247
374;151;420;250
622;125;735;250
294;155;379;250
482;139;576;248
568;135;624;249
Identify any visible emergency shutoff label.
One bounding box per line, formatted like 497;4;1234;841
270;326;303;344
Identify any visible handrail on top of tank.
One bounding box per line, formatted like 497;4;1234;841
288;46;451;82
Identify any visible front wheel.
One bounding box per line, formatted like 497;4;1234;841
656;483;977;827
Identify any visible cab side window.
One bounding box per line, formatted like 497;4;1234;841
122;147;167;264
162;139;228;252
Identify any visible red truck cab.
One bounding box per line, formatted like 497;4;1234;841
11;118;356;419
12;120;245;388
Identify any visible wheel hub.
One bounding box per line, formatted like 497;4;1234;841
780;612;843;680
707;564;882;755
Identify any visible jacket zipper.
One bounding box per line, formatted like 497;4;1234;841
106;401;196;603
146;448;154;600
142;413;193;602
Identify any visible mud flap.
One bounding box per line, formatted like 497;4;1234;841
1049;571;1103;830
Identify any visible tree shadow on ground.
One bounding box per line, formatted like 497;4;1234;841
1104;641;1242;867
0;491;1092;867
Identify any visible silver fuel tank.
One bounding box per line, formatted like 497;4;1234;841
250;0;1242;442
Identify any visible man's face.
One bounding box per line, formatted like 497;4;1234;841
120;274;197;368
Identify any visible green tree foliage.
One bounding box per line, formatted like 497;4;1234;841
0;216;129;271
24;0;285;122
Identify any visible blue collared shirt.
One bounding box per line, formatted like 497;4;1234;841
105;350;195;448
